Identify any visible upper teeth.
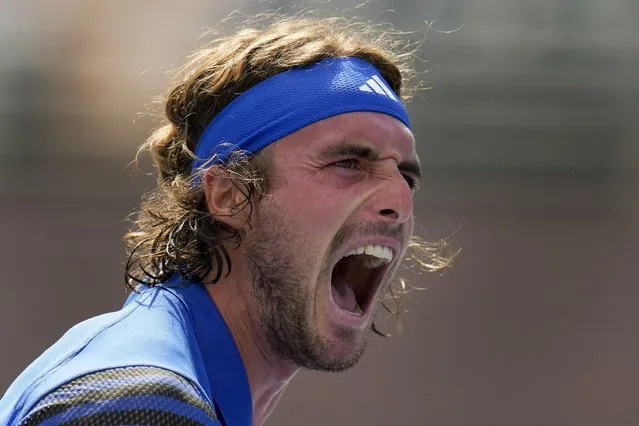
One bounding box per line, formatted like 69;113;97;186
344;244;394;268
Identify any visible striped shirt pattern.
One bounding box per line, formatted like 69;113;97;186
18;366;221;425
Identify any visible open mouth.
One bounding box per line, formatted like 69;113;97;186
330;245;393;316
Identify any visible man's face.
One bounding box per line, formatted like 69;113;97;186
244;111;419;371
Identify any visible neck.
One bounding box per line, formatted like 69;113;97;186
206;274;299;426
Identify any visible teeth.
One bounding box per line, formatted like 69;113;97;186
344;244;394;269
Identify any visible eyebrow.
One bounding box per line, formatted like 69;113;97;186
320;142;422;180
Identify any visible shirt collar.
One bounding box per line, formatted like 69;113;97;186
170;280;253;426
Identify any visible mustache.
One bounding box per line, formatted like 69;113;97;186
329;221;404;256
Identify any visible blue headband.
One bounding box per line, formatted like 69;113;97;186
191;56;410;174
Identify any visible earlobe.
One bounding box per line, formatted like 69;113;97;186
202;166;250;228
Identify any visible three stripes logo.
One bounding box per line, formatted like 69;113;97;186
358;75;398;102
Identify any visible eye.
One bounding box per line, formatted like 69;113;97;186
402;174;419;190
331;159;360;169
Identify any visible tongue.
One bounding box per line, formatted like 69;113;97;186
331;276;358;313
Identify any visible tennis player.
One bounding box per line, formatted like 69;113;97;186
1;14;450;426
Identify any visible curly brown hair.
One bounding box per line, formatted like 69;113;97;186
124;14;456;311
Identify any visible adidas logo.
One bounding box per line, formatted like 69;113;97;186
358;75;398;102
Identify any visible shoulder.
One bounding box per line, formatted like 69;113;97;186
19;366;220;425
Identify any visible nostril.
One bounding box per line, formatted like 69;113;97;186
379;209;399;219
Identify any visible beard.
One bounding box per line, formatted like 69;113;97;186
245;201;375;372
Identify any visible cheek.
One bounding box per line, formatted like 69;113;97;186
406;213;415;235
275;185;352;233
400;214;415;255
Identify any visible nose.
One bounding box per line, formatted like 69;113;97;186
366;168;414;225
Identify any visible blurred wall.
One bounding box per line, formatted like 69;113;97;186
1;1;638;425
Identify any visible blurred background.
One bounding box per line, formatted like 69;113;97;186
1;1;638;425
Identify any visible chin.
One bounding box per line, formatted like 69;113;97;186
308;297;377;371
310;326;371;372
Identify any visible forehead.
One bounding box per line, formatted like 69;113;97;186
273;111;416;161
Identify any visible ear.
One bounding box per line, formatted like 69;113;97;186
201;166;251;229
